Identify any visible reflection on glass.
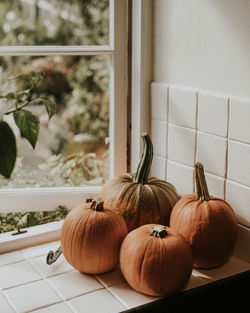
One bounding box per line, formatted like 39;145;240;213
0;0;109;46
0;55;110;188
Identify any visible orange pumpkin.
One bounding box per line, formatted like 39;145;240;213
120;224;193;297
101;133;179;232
170;162;238;269
61;199;127;274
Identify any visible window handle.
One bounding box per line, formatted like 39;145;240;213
46;246;62;265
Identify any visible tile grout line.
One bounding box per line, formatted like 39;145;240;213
1;291;19;313
106;286;130;310
224;98;230;200
165;85;170;180
193;91;199;192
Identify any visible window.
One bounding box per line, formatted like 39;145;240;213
0;0;128;248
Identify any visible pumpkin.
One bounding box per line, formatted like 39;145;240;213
170;162;238;269
61;198;127;274
101;133;179;231
120;224;193;297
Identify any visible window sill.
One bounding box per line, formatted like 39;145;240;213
0;221;62;254
0;241;249;313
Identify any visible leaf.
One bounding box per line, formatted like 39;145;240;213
43;98;57;120
29;97;57;120
13;110;40;149
0;121;17;178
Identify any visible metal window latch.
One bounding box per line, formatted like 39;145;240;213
46;246;62;265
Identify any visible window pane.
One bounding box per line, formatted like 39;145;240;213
0;0;109;46
0;55;110;188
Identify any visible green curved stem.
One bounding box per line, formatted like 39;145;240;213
133;133;153;185
195;162;210;201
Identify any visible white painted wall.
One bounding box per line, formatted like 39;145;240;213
154;0;250;98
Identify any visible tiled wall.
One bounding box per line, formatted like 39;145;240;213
150;82;250;228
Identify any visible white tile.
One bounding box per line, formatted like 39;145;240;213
29;254;74;278
0;260;41;289
196;132;227;177
68;289;126;313
166;161;193;196
151;155;166;180
168;124;195;166
226;180;250;228
198;92;228;137
204;172;225;199
169;86;197;128
0;250;24;266
229;97;250;144
0;292;15;313
21;241;60;259
228;140;250;186
95;267;126;288
151;119;167;157
109;282;157;309
151;82;168;121
4;280;61;313
233;224;250;263
32;302;73;313
48;270;103;300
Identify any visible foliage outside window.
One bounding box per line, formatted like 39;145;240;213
0;0;110;232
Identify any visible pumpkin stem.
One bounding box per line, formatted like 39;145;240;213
133;133;153;185
150;225;168;238
90;199;104;211
195;163;210;201
194;163;202;200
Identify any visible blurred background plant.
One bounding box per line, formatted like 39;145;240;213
0;0;110;232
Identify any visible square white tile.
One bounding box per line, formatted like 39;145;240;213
151;155;166;180
48;270;103;300
0;250;24;266
169;86;197;129
0;260;41;289
4;280;61;313
32;302;73;313
196;132;227;177
203;172;225;199
29;254;74;278
95;267;126;288
168;124;195;166
68;289;126;313
151;119;167;157
151;82;168;121
109;282;158;309
166;161;194;196
229;97;250;144
226;180;250;228
198;92;228;137
227;140;250;186
0;292;15;313
21;241;60;259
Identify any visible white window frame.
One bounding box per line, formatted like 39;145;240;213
0;0;128;251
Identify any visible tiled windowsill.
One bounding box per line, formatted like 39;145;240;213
0;240;250;313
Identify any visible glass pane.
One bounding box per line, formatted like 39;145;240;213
0;55;110;188
0;0;109;46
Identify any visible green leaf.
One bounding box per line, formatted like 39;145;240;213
14;110;40;149
0;121;17;178
29;97;57;120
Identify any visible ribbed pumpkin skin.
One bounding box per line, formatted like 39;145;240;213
61;203;128;274
120;224;193;297
101;173;179;232
170;193;238;269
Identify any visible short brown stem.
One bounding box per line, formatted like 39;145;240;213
150;225;168;238
90;199;104;211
